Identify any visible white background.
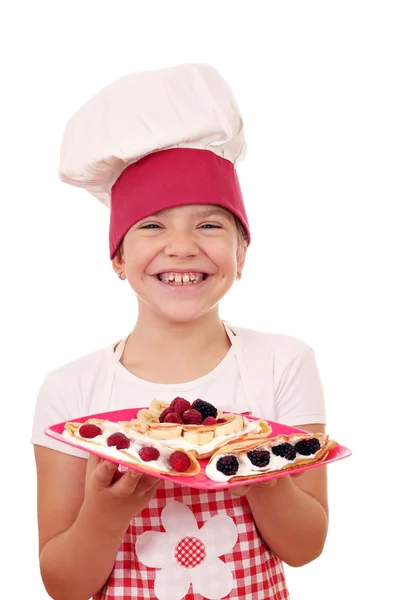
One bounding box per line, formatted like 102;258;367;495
1;1;399;598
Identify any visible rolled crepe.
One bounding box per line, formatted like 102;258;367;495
129;413;272;459
63;419;200;476
206;432;337;482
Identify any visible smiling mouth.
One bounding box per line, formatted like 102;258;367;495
155;272;208;285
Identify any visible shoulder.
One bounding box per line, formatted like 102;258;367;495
229;324;314;360
41;342;115;393
34;341;115;424
32;343;116;456
229;324;326;425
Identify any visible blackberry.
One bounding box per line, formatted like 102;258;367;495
216;455;239;476
191;399;218;420
295;437;321;456
247;449;270;468
271;443;296;461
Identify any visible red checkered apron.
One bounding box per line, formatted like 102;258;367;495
92;324;290;599
94;481;289;599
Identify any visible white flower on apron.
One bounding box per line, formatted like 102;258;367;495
135;500;238;600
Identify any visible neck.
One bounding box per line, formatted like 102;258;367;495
124;307;230;362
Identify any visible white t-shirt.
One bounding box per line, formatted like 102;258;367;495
31;325;326;459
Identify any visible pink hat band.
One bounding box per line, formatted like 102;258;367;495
109;148;250;258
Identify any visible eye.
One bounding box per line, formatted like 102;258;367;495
140;223;161;229
199;223;222;229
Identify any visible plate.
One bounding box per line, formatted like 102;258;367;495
45;407;352;490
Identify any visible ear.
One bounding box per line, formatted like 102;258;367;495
111;246;125;276
237;245;247;275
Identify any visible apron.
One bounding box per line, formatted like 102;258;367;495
93;324;289;600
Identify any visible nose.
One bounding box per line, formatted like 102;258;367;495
164;230;199;258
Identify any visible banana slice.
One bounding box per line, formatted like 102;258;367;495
149;399;170;415
136;408;160;424
214;415;242;437
198;431;214;445
123;420;149;434
182;430;201;444
147;423;183;440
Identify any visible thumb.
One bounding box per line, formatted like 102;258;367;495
93;459;119;488
229;485;250;497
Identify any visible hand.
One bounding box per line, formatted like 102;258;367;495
229;471;304;498
84;454;160;518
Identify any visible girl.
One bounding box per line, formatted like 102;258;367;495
32;63;328;600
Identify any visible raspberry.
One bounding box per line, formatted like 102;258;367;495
202;416;217;426
139;446;160;461
271;443;296;461
159;407;174;422
216;418;227;424
164;412;183;424
247;449;270;467
107;432;130;450
173;398;191;416
294;438;321;456
191;399;218;420
79;424;102;438
169;451;191;472
170;396;187;408
216;455;239;476
182;409;203;425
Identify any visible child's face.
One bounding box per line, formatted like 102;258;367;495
113;204;246;324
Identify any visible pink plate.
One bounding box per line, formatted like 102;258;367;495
45;407;352;490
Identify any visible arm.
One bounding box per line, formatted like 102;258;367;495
36;446;159;600
232;423;328;567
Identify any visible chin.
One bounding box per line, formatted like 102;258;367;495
137;287;230;323
157;308;211;324
148;298;219;324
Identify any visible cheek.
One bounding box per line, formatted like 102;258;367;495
210;244;238;273
125;244;158;274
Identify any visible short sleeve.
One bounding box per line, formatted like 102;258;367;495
31;372;88;459
274;348;326;426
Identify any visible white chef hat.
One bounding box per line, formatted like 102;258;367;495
58;63;250;258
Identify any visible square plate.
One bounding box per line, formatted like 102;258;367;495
45;407;352;490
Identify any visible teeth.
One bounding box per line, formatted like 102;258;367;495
158;272;206;285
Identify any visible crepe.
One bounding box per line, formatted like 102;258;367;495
63;419;200;476
129;412;271;459
206;432;337;482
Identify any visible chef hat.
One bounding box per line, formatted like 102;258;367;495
58;63;250;258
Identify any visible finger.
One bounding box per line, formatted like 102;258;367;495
136;473;160;495
139;477;161;504
257;478;278;489
86;453;102;474
289;471;304;479
93;459;120;488
229;485;250;497
112;468;142;497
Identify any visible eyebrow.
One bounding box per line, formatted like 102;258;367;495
151;207;232;219
195;207;232;219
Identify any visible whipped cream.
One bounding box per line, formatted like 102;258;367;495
63;421;180;473
62;416;262;470
205;435;318;482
